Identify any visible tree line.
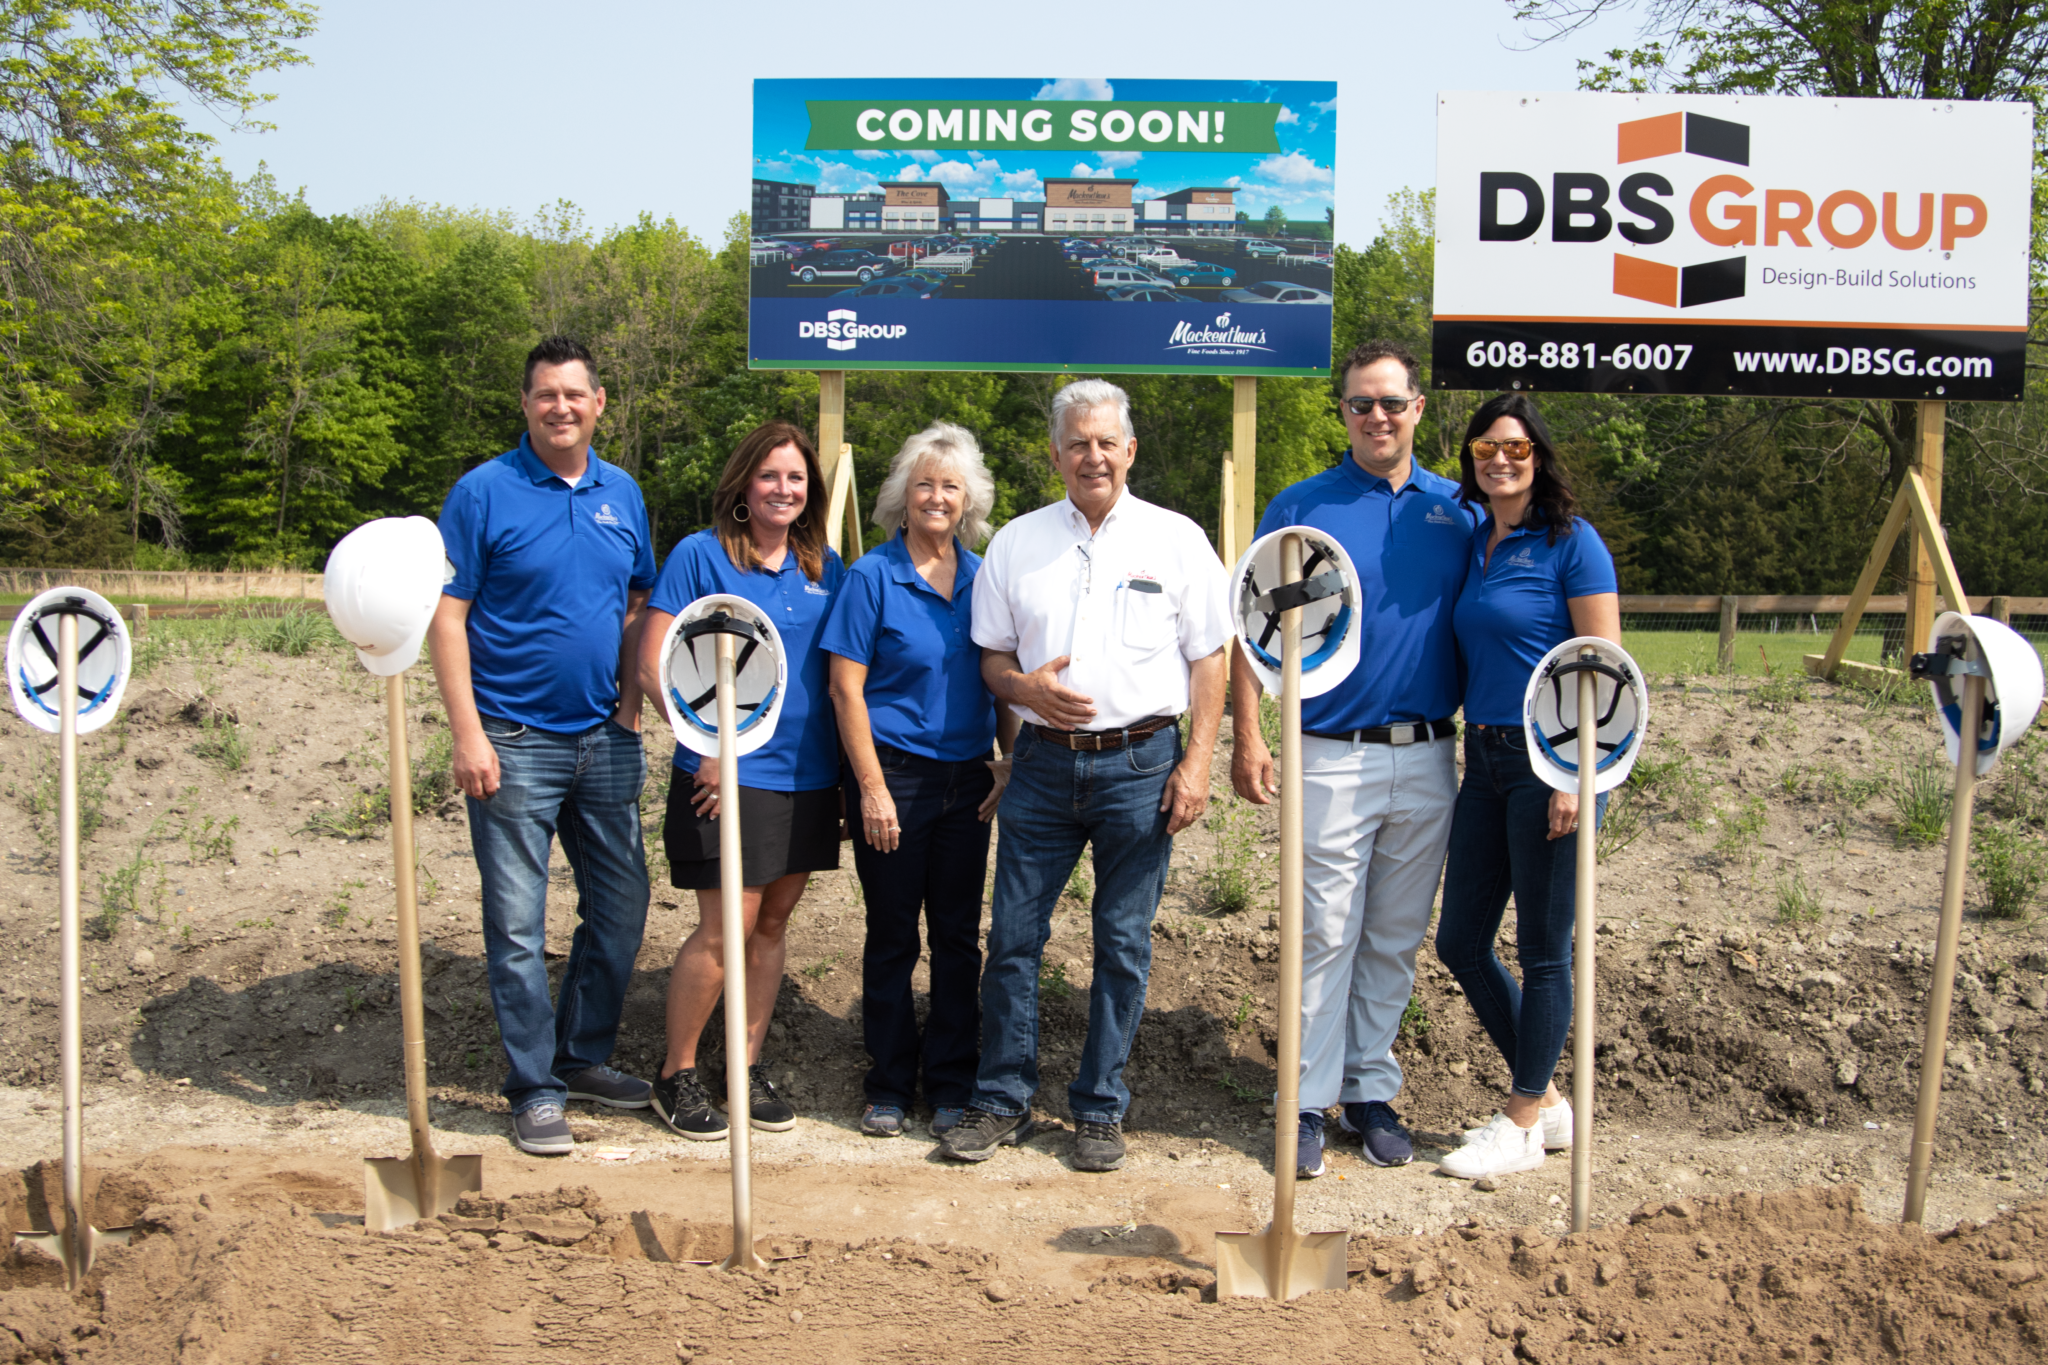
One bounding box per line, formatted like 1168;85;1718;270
4;0;2045;595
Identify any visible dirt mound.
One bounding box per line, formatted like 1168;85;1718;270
2;1181;2043;1363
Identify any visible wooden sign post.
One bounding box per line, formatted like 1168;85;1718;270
1219;376;1258;566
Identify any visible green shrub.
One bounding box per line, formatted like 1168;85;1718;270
1197;797;1261;915
1973;822;2047;920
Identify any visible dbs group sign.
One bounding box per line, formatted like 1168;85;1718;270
1432;93;2032;401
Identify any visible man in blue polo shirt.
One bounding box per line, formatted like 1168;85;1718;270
428;335;658;1157
1230;337;1476;1179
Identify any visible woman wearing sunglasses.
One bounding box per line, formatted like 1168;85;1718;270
1433;392;1620;1181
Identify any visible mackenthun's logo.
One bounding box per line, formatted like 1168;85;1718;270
798;308;908;353
1167;313;1271;352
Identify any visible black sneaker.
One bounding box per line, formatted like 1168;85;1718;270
937;1107;1037;1162
1342;1100;1415;1167
651;1067;728;1141
748;1063;796;1132
563;1064;652;1109
1073;1119;1126;1172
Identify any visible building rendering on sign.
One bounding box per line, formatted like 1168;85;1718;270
879;182;948;233
808;194;885;231
1143;187;1238;230
752;179;816;235
1043;178;1138;236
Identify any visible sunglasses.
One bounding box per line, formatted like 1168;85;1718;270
1342;395;1415;416
1469;438;1537;462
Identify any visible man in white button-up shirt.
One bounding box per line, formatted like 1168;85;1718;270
938;379;1229;1173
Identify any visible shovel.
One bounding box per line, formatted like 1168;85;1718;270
1570;654;1599;1235
1216;531;1348;1301
1901;649;1988;1225
364;673;482;1230
11;608;132;1288
713;627;767;1273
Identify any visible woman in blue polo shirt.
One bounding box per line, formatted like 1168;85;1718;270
636;419;844;1141
1434;393;1621;1182
821;422;1016;1141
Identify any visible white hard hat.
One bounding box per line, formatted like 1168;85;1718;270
1228;525;1361;699
1523;636;1651;795
659;594;788;759
1917;612;2044;777
7;587;132;735
323;516;447;676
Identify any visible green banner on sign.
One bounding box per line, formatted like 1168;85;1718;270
804;101;1282;153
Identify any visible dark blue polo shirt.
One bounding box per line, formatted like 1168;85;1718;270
1255;457;1476;732
820;531;996;763
648;528;844;792
1454;515;1618;725
438;436;656;733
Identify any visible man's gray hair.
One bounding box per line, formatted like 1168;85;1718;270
1050;378;1135;448
870;421;998;547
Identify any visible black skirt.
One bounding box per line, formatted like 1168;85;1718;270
664;776;842;890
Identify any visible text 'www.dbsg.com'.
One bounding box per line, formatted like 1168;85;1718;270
1732;346;1992;378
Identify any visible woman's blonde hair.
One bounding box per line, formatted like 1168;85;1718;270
869;421;997;547
713;421;828;581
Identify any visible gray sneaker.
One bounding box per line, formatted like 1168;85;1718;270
514;1102;573;1156
563;1065;652;1109
1073;1119;1126;1173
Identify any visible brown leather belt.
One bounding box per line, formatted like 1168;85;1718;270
1031;714;1179;751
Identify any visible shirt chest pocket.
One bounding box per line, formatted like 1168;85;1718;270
1120;584;1175;651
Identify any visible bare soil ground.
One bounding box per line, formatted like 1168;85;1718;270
2;632;2046;1362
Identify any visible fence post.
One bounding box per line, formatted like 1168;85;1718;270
1717;595;1739;670
1988;595;2010;625
126;604;148;637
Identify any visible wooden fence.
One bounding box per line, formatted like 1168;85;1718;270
0;569;323;602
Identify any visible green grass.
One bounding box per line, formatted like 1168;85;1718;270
1973;822;2047;920
1775;869;1824;923
1891;760;1951;846
1620;628;2048;684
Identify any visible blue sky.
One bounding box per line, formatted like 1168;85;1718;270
178;0;1638;248
753;78;1339;219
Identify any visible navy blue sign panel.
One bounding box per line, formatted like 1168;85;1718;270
750;78;1336;376
753;297;1331;375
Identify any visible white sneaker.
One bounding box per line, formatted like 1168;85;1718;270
1539;1098;1573;1152
1461;1113;1510;1146
1438;1114;1545;1180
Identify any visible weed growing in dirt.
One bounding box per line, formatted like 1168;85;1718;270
1216;1072;1262;1103
1064;858;1092;906
344;985;367;1016
1598;785;1646;861
1891;760;1951;846
1715;796;1769;863
256;607;338;657
1775;869;1824;923
801;953;843;981
410;729;456;814
1039;960;1073;1002
1852;667;1914;715
22;750;113;846
1257;694;1282;755
1198;798;1261;916
1630;743;1711;828
1973;822;2048;920
325;878;367;928
96;844;152;938
1399;995;1431;1040
194;712;248;772
1750;670;1809;712
184;814;238;863
1984;730;2048;828
301;788;389;840
1229;991;1256;1030
130;630;170;677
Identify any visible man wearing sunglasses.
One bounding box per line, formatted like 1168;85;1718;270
1230;337;1476;1181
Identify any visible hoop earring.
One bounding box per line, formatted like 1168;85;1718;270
732;503;750;523
794;515;808;530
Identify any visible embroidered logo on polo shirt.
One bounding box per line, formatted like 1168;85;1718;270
1426;504;1457;525
803;582;832;596
1503;546;1537;569
593;503;621;526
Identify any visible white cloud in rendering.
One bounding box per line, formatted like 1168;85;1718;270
1034;77;1113;100
1252;151;1333;186
1276;106;1300;124
1095;151;1143;169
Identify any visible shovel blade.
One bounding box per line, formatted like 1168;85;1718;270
12;1224;134;1286
364;1154;483;1233
1214;1229;1349;1301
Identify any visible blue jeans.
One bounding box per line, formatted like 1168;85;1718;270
845;743;994;1109
1435;725;1606;1099
973;722;1179;1124
468;715;649;1114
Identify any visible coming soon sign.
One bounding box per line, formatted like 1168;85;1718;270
1432;92;2032;400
